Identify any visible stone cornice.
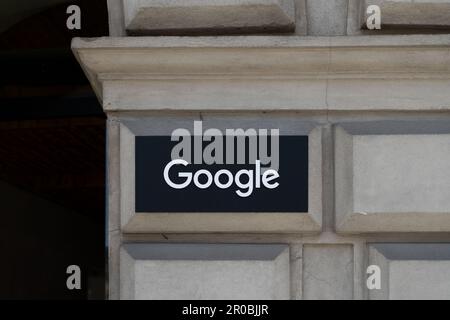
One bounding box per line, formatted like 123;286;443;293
72;35;450;111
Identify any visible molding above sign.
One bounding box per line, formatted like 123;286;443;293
72;35;450;112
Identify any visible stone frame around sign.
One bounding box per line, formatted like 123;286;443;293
113;115;323;234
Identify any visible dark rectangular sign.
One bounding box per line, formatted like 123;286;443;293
135;135;308;212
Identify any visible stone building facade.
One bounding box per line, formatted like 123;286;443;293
73;0;450;299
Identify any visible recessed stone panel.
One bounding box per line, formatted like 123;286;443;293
362;0;450;29
120;0;296;35
368;244;450;300
335;121;450;233
120;244;290;300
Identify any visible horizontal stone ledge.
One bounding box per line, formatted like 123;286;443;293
100;78;450;111
72;34;450;48
72;35;450;111
72;34;450;77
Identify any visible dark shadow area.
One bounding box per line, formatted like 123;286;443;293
0;0;108;299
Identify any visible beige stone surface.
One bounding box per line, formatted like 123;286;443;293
363;0;450;28
306;0;348;36
335;123;450;233
120;244;290;300
303;245;354;300
368;244;450;300
389;261;450;300
72;35;450;112
118;0;295;35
